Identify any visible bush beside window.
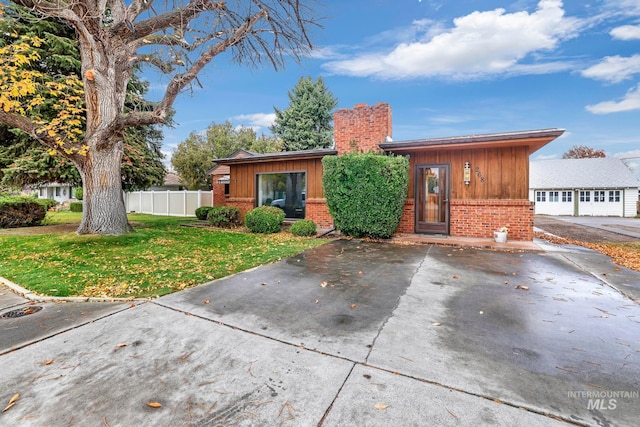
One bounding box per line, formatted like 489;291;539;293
70;202;83;212
290;219;317;237
207;206;240;228
322;152;409;239
195;206;215;221
245;206;285;234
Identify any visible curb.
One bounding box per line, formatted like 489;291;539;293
0;276;148;304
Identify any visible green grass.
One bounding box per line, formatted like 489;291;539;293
0;213;329;298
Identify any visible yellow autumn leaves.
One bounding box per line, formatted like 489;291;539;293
0;4;87;156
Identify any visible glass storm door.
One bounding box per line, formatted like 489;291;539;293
415;164;450;234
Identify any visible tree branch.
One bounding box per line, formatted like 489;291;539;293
0;110;76;160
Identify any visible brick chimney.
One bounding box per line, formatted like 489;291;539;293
333;102;392;155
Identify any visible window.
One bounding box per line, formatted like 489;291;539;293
224;183;230;196
39;188;45;197
609;190;620;202
256;172;306;219
536;191;546;202
55;187;61;197
562;191;572;202
549;191;559;202
594;190;605;202
579;191;590;202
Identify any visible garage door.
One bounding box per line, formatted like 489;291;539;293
577;190;623;216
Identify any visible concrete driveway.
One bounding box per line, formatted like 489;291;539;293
1;239;639;426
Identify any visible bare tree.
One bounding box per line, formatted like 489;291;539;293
0;0;318;234
562;145;606;159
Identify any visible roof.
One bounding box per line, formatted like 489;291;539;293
214;148;337;165
530;158;640;189
380;129;565;154
208;149;258;174
163;173;182;186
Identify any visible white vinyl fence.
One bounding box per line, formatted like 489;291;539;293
124;190;213;217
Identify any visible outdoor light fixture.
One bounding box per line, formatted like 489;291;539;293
464;162;471;185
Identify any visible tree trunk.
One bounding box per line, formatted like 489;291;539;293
76;140;132;235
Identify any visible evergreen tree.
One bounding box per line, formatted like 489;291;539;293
270;76;338;151
0;5;167;192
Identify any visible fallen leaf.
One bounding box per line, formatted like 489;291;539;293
261;282;267;286
44;359;55;365
452;275;459;279
432;322;442;326
515;285;529;291
116;343;127;348
147;402;162;408
479;311;484;315
320;281;328;288
374;403;389;410
350;304;357;309
315;299;319;304
2;394;19;412
204;299;210;304
358;271;364;275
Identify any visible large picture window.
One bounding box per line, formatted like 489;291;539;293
257;172;306;219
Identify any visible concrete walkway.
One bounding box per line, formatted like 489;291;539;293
1;239;639;426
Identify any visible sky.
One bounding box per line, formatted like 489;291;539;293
148;0;640;178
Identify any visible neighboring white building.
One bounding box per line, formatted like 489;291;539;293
37;183;76;204
530;158;639;217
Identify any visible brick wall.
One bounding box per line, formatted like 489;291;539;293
212;174;226;206
306;198;334;229
334;103;392;155
396;199;415;233
450;200;534;241
227;197;254;221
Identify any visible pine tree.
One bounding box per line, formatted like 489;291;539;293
270;76;338;151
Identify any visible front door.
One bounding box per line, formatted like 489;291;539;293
415;164;450;234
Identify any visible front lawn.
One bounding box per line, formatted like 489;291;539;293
0;213;329;298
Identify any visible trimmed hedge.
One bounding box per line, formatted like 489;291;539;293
195;206;215;221
0;195;47;228
290;219;317;237
207;206;240;228
70;202;83;212
245;205;285;234
35;198;57;210
322;152;409;239
74;187;83;200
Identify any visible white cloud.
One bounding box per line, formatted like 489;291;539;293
323;0;583;80
581;54;640;83
232;113;276;129
533;153;560;160
610;24;640;39
586;84;640;114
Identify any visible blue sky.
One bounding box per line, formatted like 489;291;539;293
149;0;640;177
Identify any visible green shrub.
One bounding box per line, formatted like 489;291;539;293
195;206;215;221
35;198;57;210
0;195;47;228
207;206;240;228
70;202;83;212
322;152;409;239
290;219;317;237
245;205;285;234
74;187;83;200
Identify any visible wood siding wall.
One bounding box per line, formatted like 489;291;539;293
399;146;531;200
229;158;326;200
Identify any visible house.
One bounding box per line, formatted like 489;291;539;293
146;172;185;191
37;182;76;204
213;103;564;241
530;158;640;217
209;149;257;207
